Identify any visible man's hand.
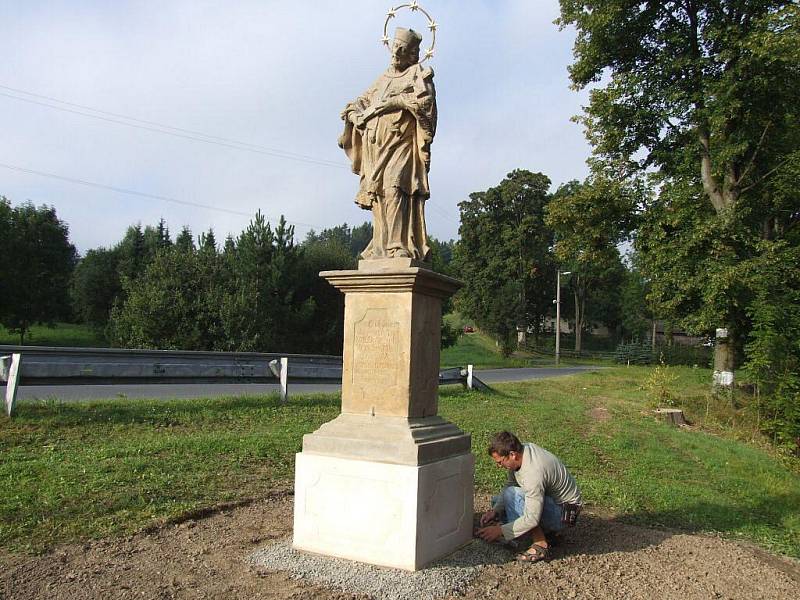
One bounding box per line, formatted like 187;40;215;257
476;524;503;543
479;509;498;526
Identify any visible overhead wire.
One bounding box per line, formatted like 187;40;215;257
0;86;347;169
0;84;462;231
0;161;319;230
425;201;461;228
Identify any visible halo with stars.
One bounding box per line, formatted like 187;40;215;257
382;2;437;63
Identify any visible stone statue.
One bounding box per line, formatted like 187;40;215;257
338;27;437;262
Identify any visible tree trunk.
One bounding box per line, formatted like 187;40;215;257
651;320;657;351
713;327;735;389
689;2;739;387
574;289;583;354
655;408;687;426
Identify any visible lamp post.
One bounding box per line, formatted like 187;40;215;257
555;271;571;366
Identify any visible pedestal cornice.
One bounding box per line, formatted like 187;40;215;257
320;266;462;299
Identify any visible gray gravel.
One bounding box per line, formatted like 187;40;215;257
249;539;512;600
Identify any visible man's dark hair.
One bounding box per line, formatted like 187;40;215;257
488;431;523;457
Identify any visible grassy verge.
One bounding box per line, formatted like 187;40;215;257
2;367;797;557
441;314;610;368
0;323;108;347
441;331;531;368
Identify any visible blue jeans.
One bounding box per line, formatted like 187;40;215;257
493;486;564;534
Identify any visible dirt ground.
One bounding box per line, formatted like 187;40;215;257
2;490;799;600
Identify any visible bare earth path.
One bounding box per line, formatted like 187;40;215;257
2;491;798;600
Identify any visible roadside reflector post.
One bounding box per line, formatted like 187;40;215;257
280;357;289;404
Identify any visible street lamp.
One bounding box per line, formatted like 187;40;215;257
555;271;571;366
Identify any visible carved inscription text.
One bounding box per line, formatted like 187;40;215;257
352;309;400;388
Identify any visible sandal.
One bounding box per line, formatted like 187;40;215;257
515;543;550;563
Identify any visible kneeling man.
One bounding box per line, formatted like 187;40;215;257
476;431;582;562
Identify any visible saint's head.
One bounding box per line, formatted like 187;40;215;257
391;27;422;70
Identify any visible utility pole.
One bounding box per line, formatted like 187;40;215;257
555;271;571;366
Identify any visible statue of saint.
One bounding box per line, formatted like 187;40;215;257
339;27;437;261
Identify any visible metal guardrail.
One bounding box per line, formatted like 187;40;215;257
1;345;488;417
0;345;340;384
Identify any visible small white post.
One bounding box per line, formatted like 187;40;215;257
280;357;289;403
466;364;474;390
5;353;22;417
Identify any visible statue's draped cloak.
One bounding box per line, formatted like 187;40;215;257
339;63;436;260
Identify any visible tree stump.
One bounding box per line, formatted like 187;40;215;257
654;408;686;426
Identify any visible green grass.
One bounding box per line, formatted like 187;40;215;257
0;393;339;553
0;323;108;347
2;367;798;557
441;313;610;368
440;330;611;368
441;331;531;368
444;368;800;557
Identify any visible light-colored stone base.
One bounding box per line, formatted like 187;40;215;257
292;451;474;571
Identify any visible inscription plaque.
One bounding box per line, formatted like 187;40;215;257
352;308;401;388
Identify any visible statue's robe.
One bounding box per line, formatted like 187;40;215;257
339;63;437;261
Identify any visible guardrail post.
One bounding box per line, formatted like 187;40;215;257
467;364;474;390
3;353;22;417
280;357;289;404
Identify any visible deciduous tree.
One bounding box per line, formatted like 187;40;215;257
558;0;800;378
546;177;639;351
454;170;556;353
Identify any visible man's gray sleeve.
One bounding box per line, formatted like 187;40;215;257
500;479;545;541
491;469;518;516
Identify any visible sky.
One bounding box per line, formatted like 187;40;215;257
0;0;592;255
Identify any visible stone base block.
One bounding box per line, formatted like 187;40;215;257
292;451;474;571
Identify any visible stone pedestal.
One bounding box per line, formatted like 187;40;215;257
292;258;474;571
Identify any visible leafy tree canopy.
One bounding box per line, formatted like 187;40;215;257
454;169;556;353
0;198;77;343
559;0;800;373
559;1;800;214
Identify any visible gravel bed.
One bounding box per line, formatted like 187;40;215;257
249;539;511;600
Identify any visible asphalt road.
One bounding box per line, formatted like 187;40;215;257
11;366;599;403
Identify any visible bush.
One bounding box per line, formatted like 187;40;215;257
740;241;800;453
642;357;679;407
614;341;712;367
614;341;654;365
440;319;461;350
659;344;712;367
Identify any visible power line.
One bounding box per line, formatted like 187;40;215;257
0;84;461;230
0;161;319;230
425;200;461;228
0;85;347;169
